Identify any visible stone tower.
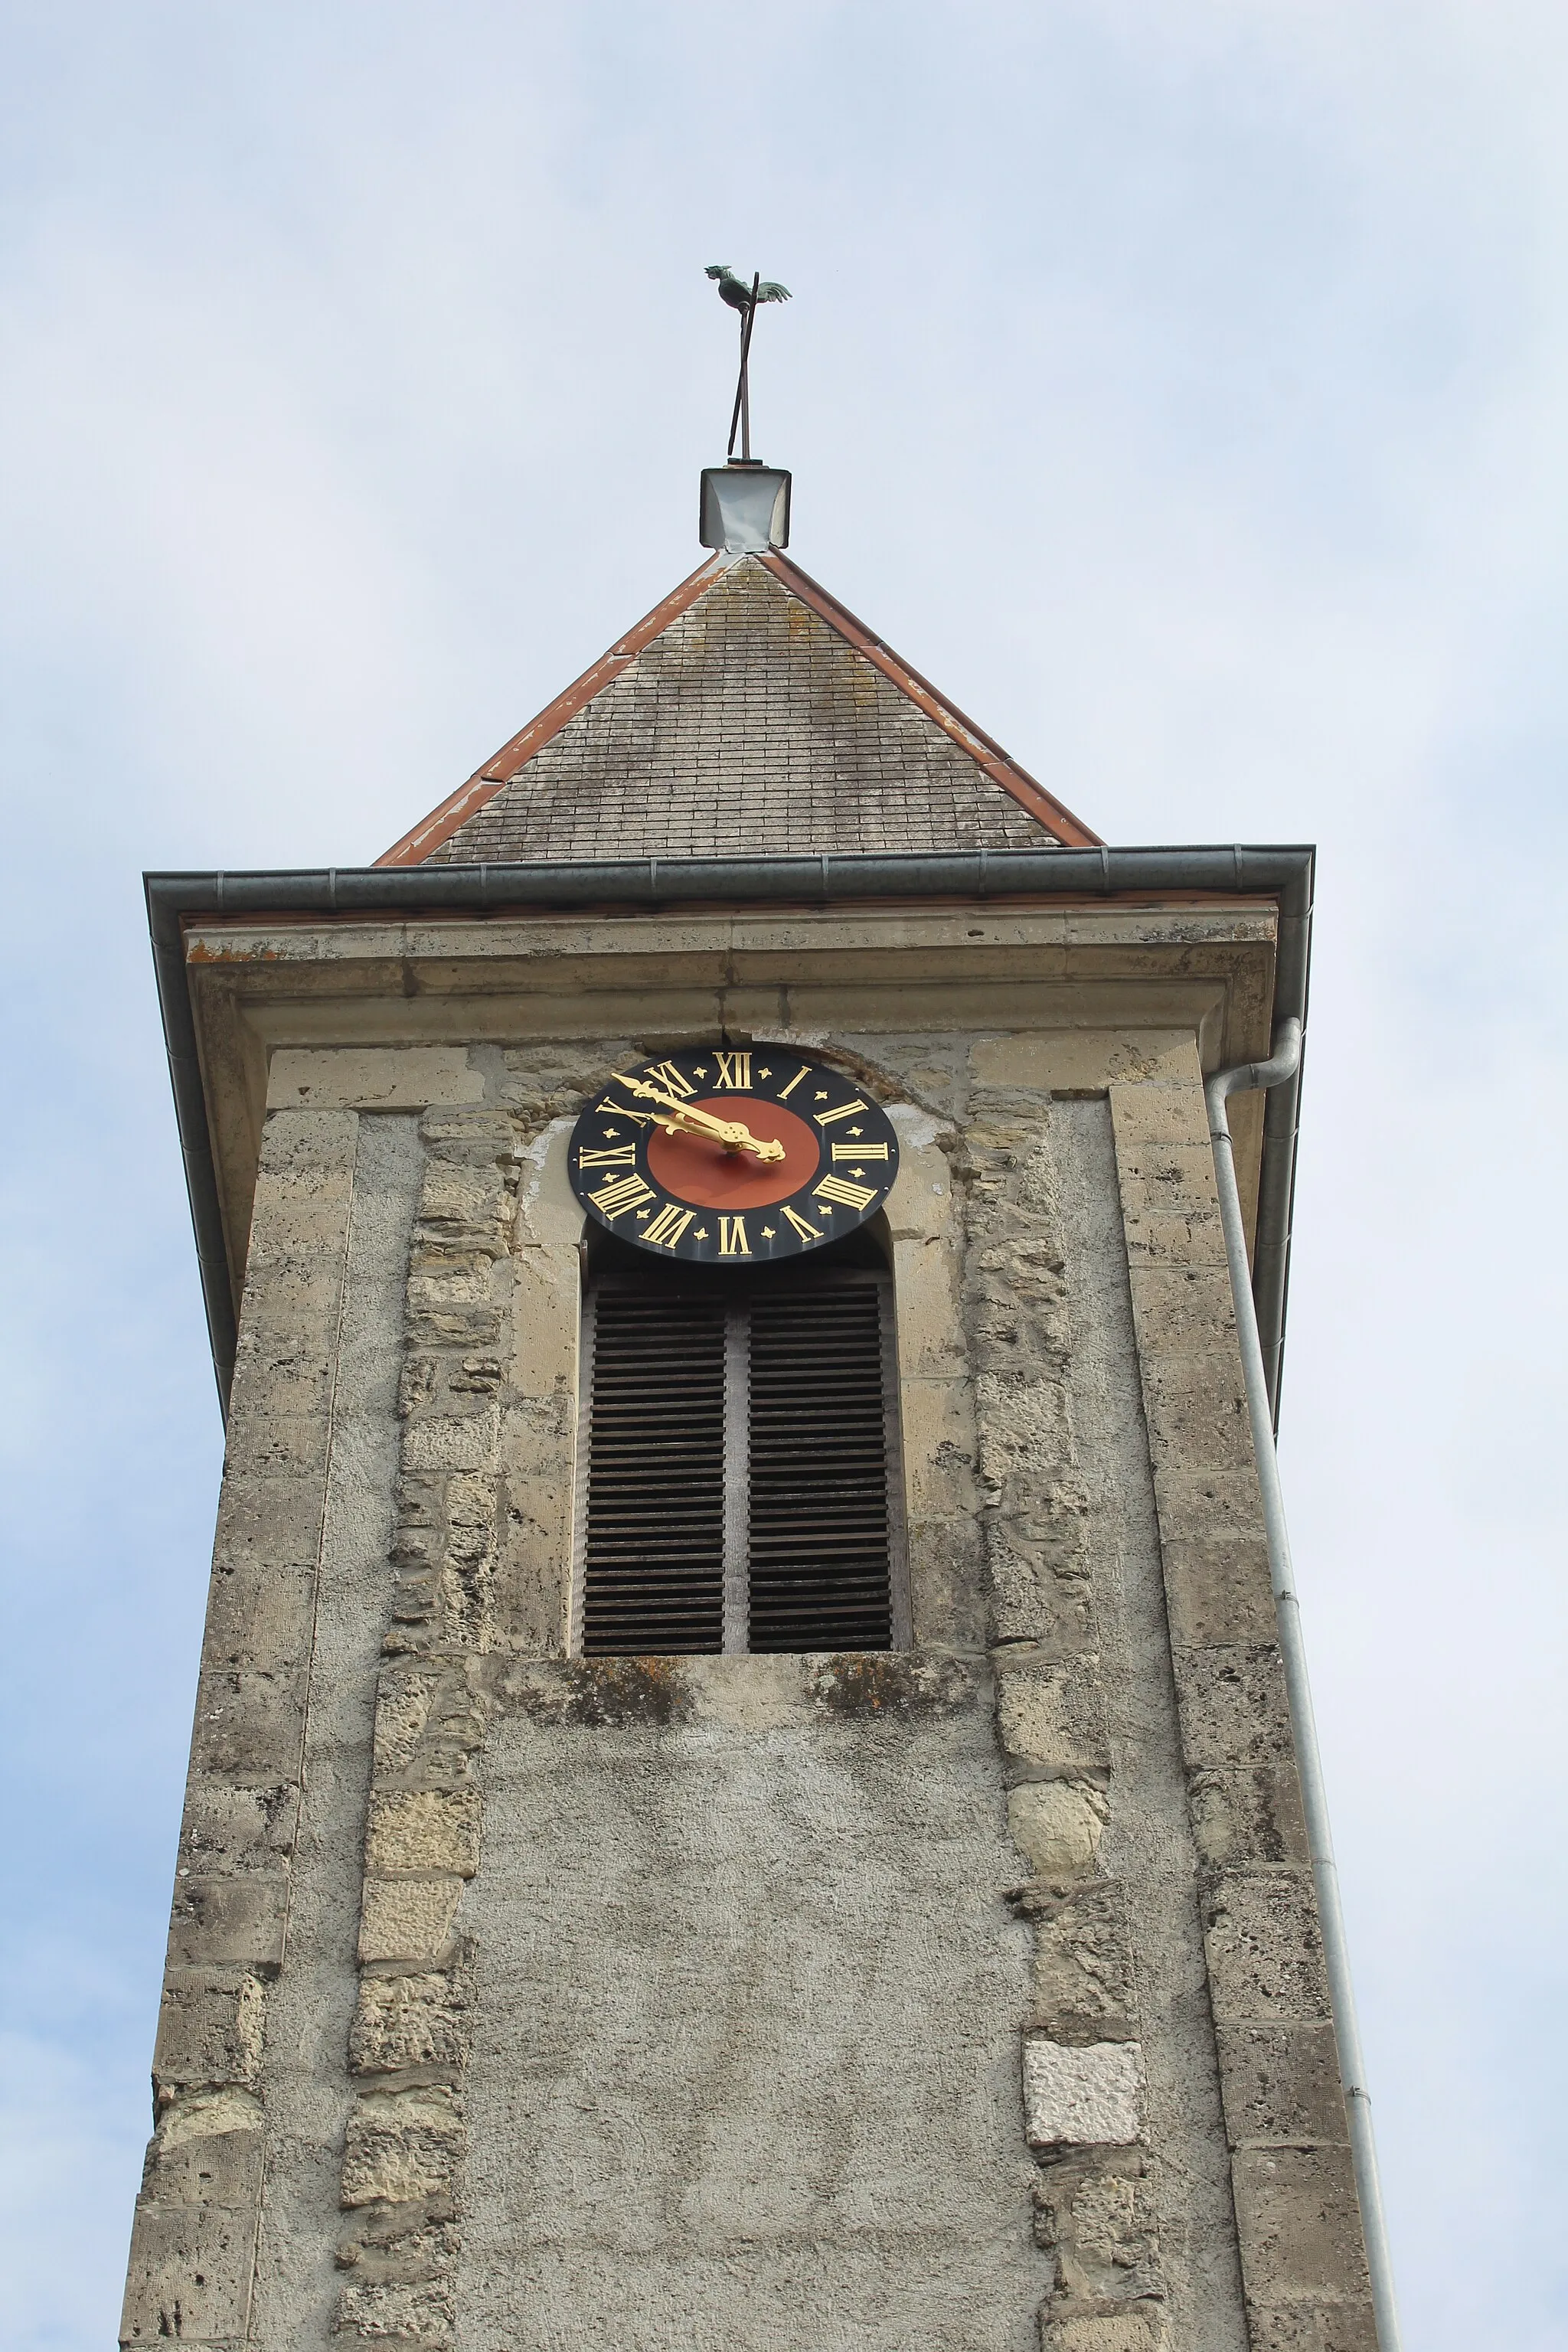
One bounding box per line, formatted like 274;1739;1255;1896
122;464;1381;2351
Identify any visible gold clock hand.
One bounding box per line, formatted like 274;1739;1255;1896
660;1106;786;1163
612;1076;786;1162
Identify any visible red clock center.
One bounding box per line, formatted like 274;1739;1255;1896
645;1096;821;1209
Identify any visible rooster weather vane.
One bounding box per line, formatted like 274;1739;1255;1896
706;264;790;462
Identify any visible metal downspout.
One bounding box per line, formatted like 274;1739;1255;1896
1205;1021;1403;2352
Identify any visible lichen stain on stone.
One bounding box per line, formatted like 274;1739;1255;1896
187;940;281;962
548;1656;693;1726
807;1652;966;1718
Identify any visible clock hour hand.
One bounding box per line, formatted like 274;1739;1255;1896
612;1075;786;1163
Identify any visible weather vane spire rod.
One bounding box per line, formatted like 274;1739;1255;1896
705;264;791;462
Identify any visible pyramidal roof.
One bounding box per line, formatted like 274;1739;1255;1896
377;547;1099;866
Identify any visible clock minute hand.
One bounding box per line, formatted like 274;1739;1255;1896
612;1075;786;1163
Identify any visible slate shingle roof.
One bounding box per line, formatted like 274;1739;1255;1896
379;551;1096;867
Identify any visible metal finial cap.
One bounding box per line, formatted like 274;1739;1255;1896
699;464;791;553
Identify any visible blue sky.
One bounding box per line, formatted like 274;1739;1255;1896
2;5;1566;2344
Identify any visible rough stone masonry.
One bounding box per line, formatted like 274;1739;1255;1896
121;918;1374;2351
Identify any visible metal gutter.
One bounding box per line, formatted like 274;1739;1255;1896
145;844;1313;1413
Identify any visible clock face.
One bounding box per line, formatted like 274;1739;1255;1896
567;1050;900;1264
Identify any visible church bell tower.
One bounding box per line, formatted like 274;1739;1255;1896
122;430;1389;2349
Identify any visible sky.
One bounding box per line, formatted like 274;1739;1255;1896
2;3;1565;2344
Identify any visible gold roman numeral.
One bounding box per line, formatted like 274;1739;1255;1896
590;1172;655;1220
713;1051;752;1089
643;1059;696;1098
718;1215;750;1256
814;1174;877;1211
813;1098;867;1127
642;1200;696;1249
599;1095;656;1127
577;1145;639;1168
831;1142;888;1161
776;1067;808;1099
782;1206;823;1243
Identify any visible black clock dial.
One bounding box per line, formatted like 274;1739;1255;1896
567;1050;900;1264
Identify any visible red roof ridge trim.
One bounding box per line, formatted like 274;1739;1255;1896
757;551;1101;850
374;556;724;867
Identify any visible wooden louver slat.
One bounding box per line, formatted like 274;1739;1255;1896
580;1292;727;1655
746;1285;892;1652
580;1269;897;1658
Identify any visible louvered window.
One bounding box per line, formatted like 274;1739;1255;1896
577;1262;905;1655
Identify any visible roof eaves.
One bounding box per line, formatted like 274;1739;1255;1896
147;844;1310;1419
374;554;725;867
757;550;1102;850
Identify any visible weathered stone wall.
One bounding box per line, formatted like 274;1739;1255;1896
122;1022;1372;2352
1109;1071;1374;2352
121;1107;421;2346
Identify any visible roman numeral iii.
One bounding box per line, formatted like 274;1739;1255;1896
719;1216;750;1256
642;1201;696;1249
813;1098;867;1127
831;1142;888;1161
590;1173;655;1220
713;1052;751;1089
814;1174;877;1211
